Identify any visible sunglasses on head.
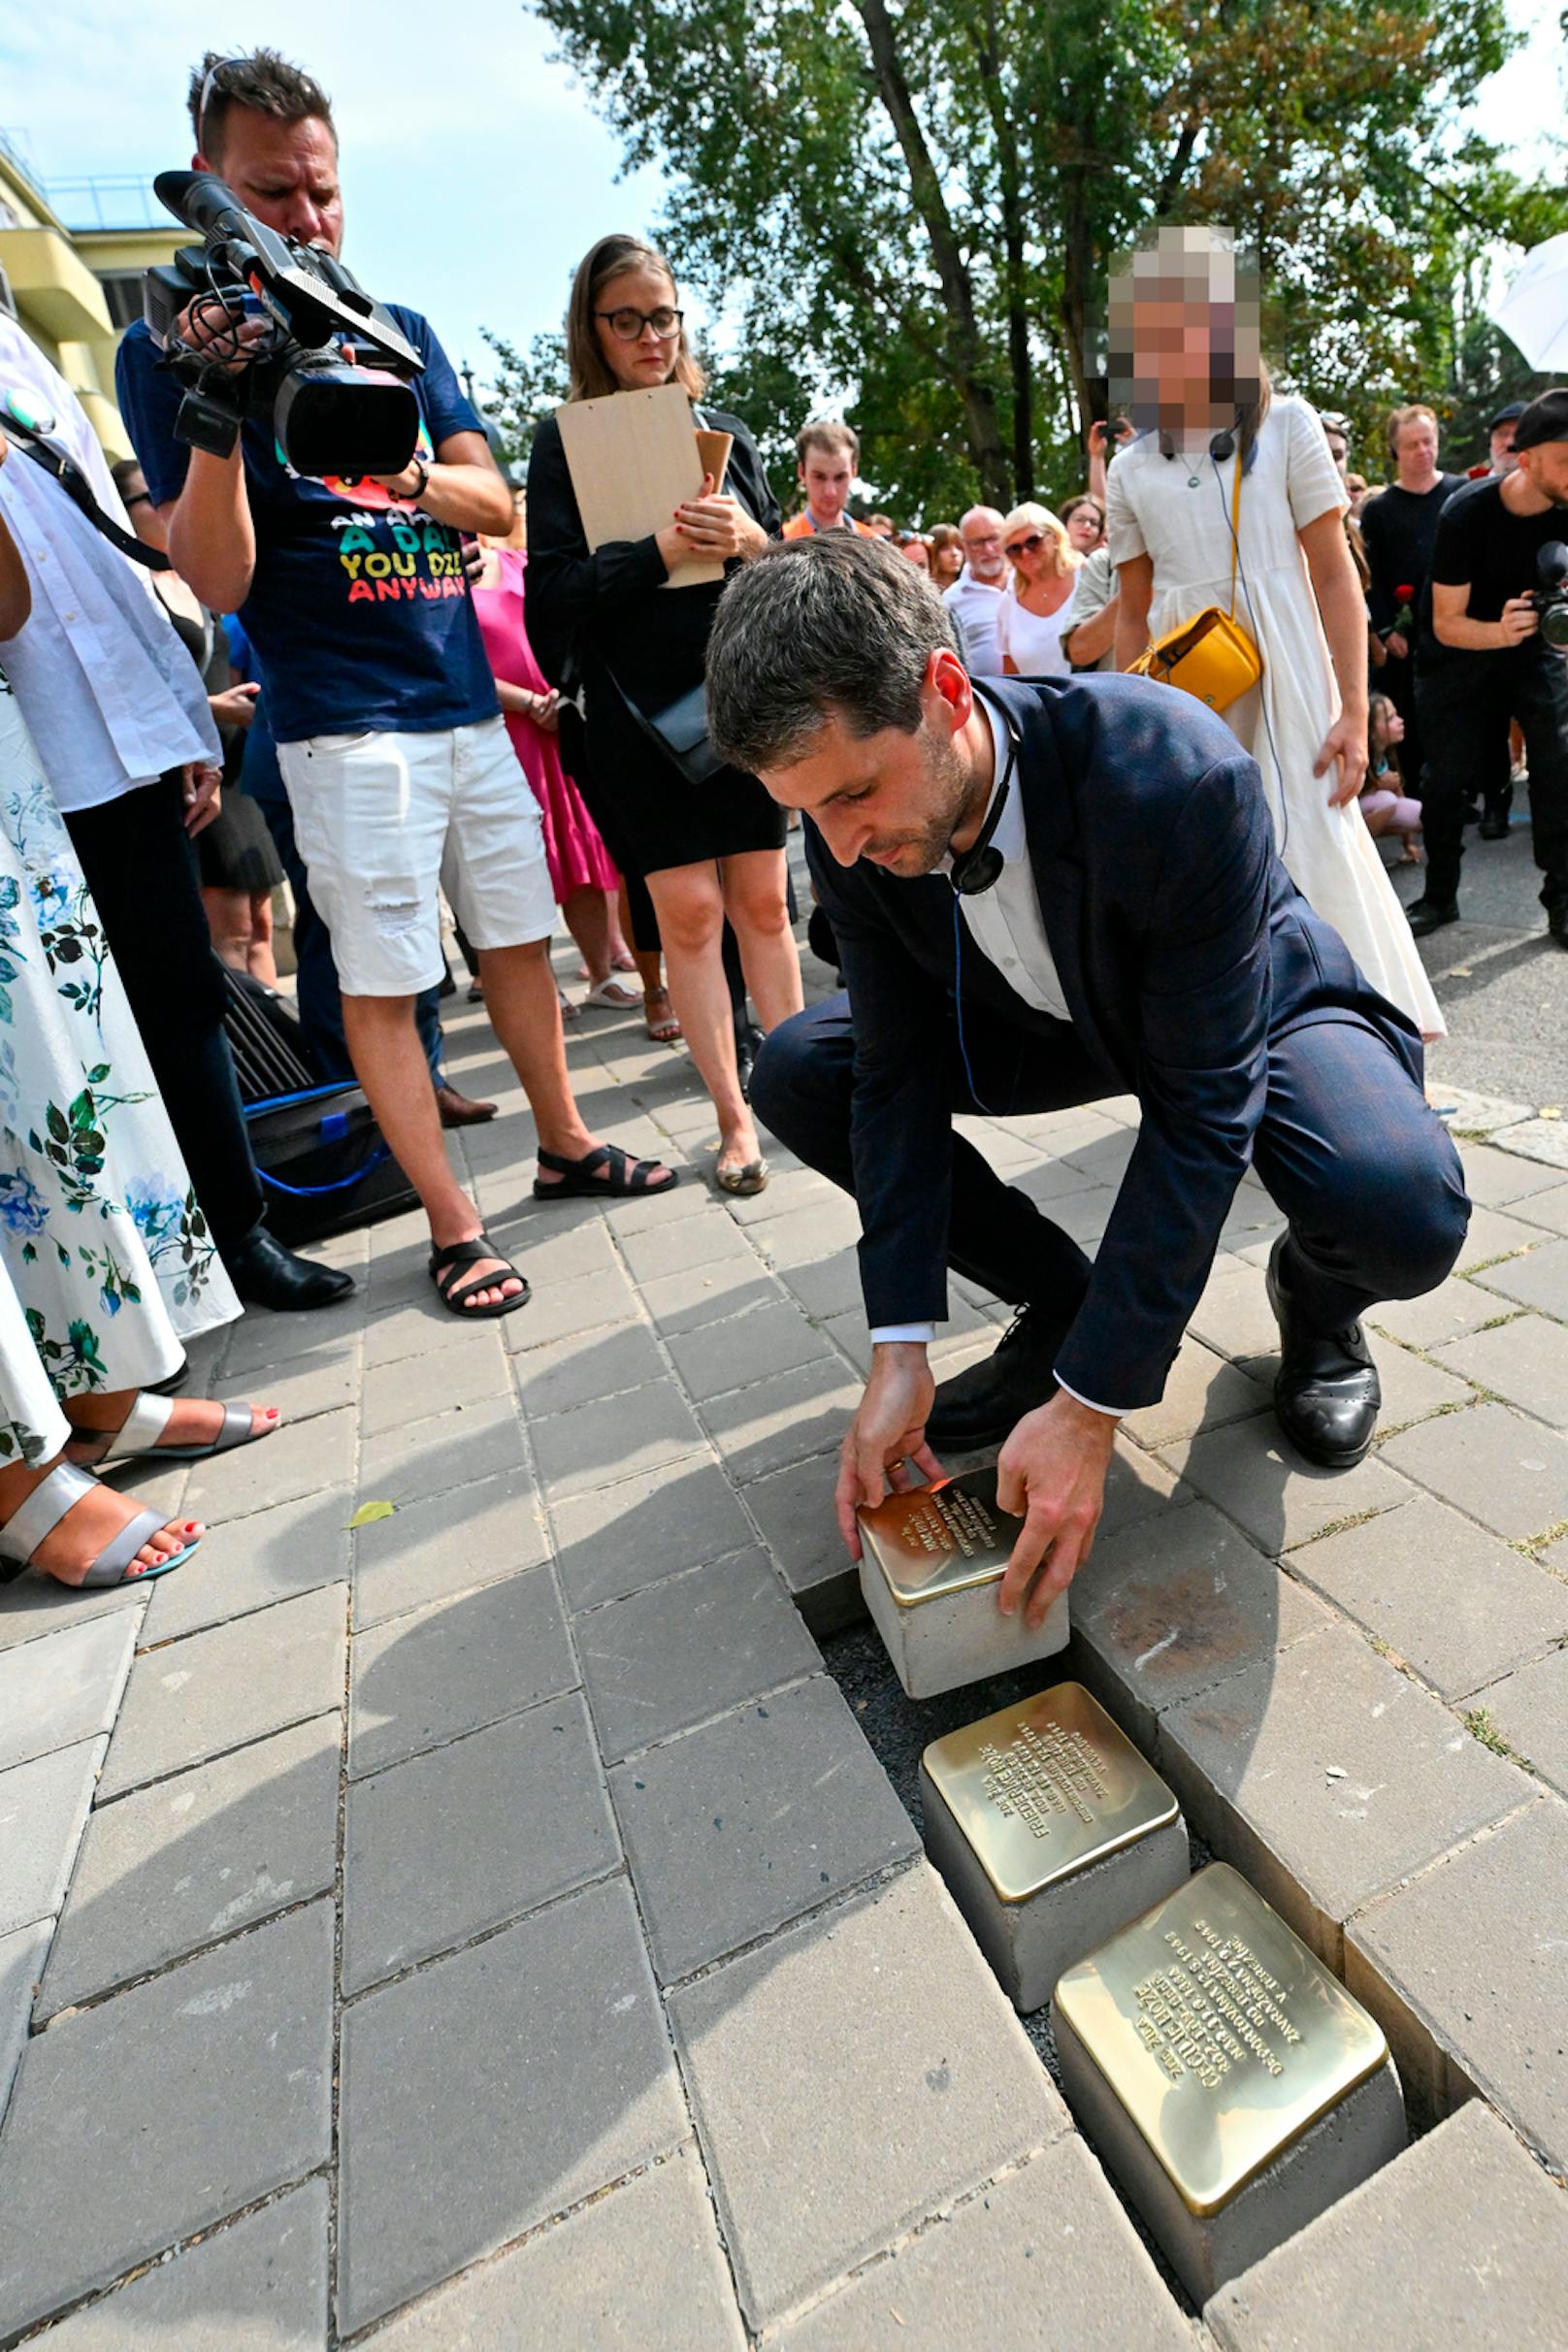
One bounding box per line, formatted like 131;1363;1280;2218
1004;532;1045;558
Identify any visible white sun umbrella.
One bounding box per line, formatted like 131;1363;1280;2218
1489;233;1568;373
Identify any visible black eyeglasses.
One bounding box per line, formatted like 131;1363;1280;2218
596;306;683;343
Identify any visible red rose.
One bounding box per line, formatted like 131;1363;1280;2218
1395;583;1415;601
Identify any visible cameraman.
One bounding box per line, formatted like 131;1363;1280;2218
118;51;673;1323
1410;390;1568;945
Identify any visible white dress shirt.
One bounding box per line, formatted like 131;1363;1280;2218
942;572;1006;675
0;436;217;814
869;697;1122;1416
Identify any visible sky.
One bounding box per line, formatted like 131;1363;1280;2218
2;0;1563;411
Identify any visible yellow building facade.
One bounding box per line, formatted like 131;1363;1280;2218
0;130;182;458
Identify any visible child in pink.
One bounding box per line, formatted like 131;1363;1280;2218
1360;693;1423;866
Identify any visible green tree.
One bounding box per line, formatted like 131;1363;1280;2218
523;0;1565;518
479;327;570;468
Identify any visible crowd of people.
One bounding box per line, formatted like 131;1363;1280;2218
0;46;1561;1603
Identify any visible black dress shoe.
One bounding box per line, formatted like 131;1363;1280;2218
1478;793;1512;841
226;1227;355;1312
926;1302;1077;1451
1265;1237;1380;1467
1548;901;1568;949
1406;897;1460;938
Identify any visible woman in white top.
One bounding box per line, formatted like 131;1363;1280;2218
1107;232;1442;1040
996;504;1079;677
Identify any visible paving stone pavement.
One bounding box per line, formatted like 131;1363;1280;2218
2;933;1567;2346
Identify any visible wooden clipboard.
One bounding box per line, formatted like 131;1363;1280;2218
555;382;724;590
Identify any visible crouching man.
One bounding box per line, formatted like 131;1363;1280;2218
704;538;1469;1628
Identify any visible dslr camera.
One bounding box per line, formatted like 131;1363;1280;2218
1525;541;1568;652
144;170;423;477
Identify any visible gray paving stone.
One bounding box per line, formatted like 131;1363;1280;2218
741;1451;861;1634
222;1289;366;1380
669;1863;1068;2331
610;1674;919;1982
1159;1619;1533;1963
183;1407;356;1526
217;1330;360;1425
499;1263;639;1355
773;1250;867;1322
1188;1256;1282;1362
529;1378;707;1504
1070;1499;1333;1748
578;1549;821;1763
33;2179;329;2350
617;1208;758;1284
1205;2099;1568;2352
1433;1311;1568;1427
702;1360;863;1485
360;1327;509;1437
142;1487;354;1645
0;1920;48;2122
351;1468;548;1629
0;1738;103;1937
338;1875;686;2337
1469;1646;1568;1796
361;2144;744;2352
825;1296;993;1378
0;1576;143;1653
666;1298;833;1404
348;1566;573;1778
0;1611;138;1774
1380;1401;1568;1541
0;1902;333;2338
552;1455;759;1615
1286;1494;1568;1702
1368;1278;1502;1351
1369;1343;1477;1434
1456;1143;1568;1209
1454;1202;1553;1274
637;1259;784;1336
343;1692;617;1994
511;1319;667;1419
1472;1235;1568;1316
1158;1419;1412;1555
482;1208;621;1286
359;1393;527;1506
778;2132;1190;2352
1347;1801;1568;2173
100;1584;346;1800
749;1195;862;1273
1517;1180;1568;1235
1122;1337;1270;1451
39;1717;340;2020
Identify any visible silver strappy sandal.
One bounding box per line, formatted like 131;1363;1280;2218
0;1462;201;1588
69;1390;275;1467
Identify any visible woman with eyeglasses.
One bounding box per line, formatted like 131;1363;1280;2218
528;235;800;1194
996;505;1081;677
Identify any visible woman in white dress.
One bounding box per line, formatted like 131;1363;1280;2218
996;504;1079;678
1106;241;1442;1039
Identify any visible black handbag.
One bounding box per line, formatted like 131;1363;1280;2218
612;674;726;786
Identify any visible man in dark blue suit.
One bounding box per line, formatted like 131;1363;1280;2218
705;537;1469;1630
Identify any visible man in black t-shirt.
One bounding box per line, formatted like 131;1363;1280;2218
1358;404;1467;814
1409;390;1568;943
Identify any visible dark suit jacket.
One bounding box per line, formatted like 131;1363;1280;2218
808;673;1421;1411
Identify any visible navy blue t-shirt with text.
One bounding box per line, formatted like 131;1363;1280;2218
116;308;499;744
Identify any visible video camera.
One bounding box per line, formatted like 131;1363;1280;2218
1527;541;1568;652
144;170;423;478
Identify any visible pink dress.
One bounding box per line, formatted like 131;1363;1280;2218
472;547;619;900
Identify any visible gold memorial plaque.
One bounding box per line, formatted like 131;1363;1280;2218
858;1468;1020;1608
924;1682;1179;1903
1054;1863;1389;2216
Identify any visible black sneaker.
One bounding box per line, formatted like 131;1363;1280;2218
1406;897;1460;938
926;1302;1077;1451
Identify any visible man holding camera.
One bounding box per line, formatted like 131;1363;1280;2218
1408;389;1568;945
118;50;673;1321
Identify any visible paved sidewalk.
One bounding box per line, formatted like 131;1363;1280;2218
2;910;1568;2344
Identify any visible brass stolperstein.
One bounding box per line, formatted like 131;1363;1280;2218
857;1468;1020;1609
1054;1863;1390;2217
923;1682;1179;1903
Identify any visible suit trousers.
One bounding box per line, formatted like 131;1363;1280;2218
751;993;1469;1348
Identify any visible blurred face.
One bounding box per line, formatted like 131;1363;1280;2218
800;447;853;523
1490;422;1519;474
1064;503;1103;554
1393;416;1438;479
198;112;343;254
594;264;683;393
1373;702;1405;754
900;537;931;572
757;655;977;877
961;509;1006;582
1003;524;1051;583
1518;441;1568;507
1323;433;1349;481
931;536;964;584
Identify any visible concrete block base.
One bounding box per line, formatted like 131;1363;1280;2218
860;1555;1068;1700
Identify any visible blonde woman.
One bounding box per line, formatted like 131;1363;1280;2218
996;505;1081;677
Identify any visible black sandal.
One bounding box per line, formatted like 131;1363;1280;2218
428;1233;532;1319
533;1143;678;1201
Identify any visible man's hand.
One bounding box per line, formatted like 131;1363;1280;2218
1314;709;1369;807
1384;630;1409;661
835;1342;942;1558
176;295;270;376
1498;595;1540;648
995;1390;1119;1628
181;762;223;836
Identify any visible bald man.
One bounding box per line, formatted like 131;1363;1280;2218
942;506;1008;674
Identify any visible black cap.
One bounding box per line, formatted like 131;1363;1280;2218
1487;400;1526;432
1512;390;1568;452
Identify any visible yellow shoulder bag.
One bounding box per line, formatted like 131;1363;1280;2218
1128;451;1261;712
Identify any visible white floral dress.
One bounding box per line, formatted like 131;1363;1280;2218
0;669;239;1474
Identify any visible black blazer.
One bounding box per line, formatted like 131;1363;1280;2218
809;673;1421;1410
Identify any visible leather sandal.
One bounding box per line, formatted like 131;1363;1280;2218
429;1233;532;1319
67;1390;278;1467
533;1144;677;1200
0;1463;201;1588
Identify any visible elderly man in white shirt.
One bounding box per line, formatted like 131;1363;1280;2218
0;320;351;1312
940;506;1009;675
